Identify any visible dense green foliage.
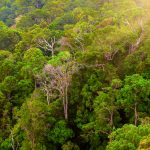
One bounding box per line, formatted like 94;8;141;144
0;0;150;149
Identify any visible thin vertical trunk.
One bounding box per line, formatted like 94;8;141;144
11;130;15;150
31;139;35;150
31;136;35;150
109;111;114;143
51;48;54;57
63;71;69;120
63;89;68;120
46;90;50;105
30;132;35;150
134;102;138;126
110;111;114;127
63;95;67;120
65;85;68;120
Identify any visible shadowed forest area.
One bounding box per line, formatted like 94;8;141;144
0;0;150;149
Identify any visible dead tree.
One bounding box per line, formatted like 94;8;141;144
104;46;119;61
38;59;105;119
129;20;144;54
74;37;85;51
38;37;56;57
40;79;54;105
124;19;135;32
10;130;19;150
104;49;118;61
42;61;77;120
134;102;138;126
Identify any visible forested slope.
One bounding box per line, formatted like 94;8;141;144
0;0;150;149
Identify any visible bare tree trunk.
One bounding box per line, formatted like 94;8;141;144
37;37;56;57
65;85;68;120
42;63;77;120
46;90;50;105
134;102;138;126
129;20;144;54
51;48;54;57
11;130;15;150
63;95;67;120
63;92;68;120
110;111;114;127
29;131;35;150
31;138;35;150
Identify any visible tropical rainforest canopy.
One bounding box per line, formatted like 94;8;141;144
0;0;150;149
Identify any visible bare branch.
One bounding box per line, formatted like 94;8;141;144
37;37;57;57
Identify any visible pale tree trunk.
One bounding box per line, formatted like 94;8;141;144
31;137;35;150
108;111;114;142
134;102;138;126
65;85;68;120
37;37;56;57
42;63;76;120
51;49;54;57
29;131;35;150
11;130;15;150
63;95;68;120
63;70;69;120
110;111;114;127
63;88;68;120
46;90;50;105
129;20;144;54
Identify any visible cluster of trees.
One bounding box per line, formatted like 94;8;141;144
0;0;150;149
